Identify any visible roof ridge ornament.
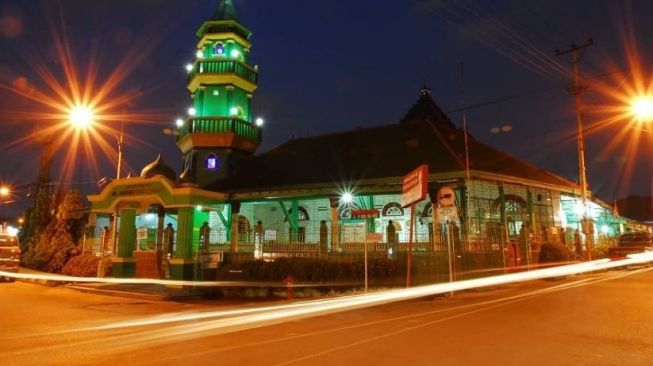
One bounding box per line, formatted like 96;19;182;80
213;0;238;21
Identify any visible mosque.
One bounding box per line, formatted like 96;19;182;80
87;0;640;280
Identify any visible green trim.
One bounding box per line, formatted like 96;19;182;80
290;200;299;241
367;195;375;233
357;196;368;209
225;204;232;241
175;207;195;260
117;209;136;258
279;201;298;232
216;209;228;228
498;184;507;225
527;189;535;226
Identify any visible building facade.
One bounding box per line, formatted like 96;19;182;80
87;0;645;280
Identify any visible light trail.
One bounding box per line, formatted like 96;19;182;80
3;258;651;361
19;252;638;336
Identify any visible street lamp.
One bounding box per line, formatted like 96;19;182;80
68;105;95;129
0;186;10;198
630;96;653;122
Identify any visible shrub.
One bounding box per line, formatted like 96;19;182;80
539;243;571;264
62;254;111;277
217;257;401;283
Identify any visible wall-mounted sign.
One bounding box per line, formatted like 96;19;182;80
366;233;383;243
115;184;161;197
437;186;456;207
264;230;277;241
350;209;380;220
136;227;149;241
402;164;429;207
343;222;366;243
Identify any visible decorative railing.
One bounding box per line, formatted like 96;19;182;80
189;59;258;84
205;242;438;254
180;117;261;143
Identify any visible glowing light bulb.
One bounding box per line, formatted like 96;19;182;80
631;96;653;121
175;118;184;128
188;107;197;116
69;106;94;129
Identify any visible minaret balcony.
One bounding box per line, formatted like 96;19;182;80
188;59;258;90
179;117;261;144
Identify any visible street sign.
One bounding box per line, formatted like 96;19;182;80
350;209;380;219
401;164;429;207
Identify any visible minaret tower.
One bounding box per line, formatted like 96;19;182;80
177;0;261;188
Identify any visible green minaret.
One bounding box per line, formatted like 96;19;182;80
177;0;261;188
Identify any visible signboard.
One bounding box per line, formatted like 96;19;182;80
350;209;380;220
264;230;277;241
343;222;366;243
366;233;383;243
402;164;429;207
136;227;149;241
437;186;456;207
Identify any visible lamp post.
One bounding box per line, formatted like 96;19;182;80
116;120;124;179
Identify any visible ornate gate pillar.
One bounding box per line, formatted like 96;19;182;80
170;206;195;280
113;207;136;277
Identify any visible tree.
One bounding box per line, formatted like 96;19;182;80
23;191;84;272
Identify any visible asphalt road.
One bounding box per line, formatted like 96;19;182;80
1;267;652;366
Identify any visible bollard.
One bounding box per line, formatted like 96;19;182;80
285;274;294;300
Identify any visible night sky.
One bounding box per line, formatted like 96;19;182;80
1;0;652;218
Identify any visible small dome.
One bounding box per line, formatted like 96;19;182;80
140;154;177;181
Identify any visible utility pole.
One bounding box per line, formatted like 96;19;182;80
556;38;594;260
116;120;125;179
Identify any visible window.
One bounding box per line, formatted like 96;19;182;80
382;202;404;217
205;154;219;170
214;43;224;56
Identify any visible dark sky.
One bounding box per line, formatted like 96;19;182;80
1;0;652;218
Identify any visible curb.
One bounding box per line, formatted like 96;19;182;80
65;284;168;301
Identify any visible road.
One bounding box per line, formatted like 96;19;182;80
1;267;652;366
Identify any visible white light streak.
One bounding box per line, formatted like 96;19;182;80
5;253;650;340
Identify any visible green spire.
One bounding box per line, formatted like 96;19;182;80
213;0;238;21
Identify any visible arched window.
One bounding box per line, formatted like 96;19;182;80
421;203;433;218
382;202;404;217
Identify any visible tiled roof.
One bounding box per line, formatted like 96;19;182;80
214;90;578;192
